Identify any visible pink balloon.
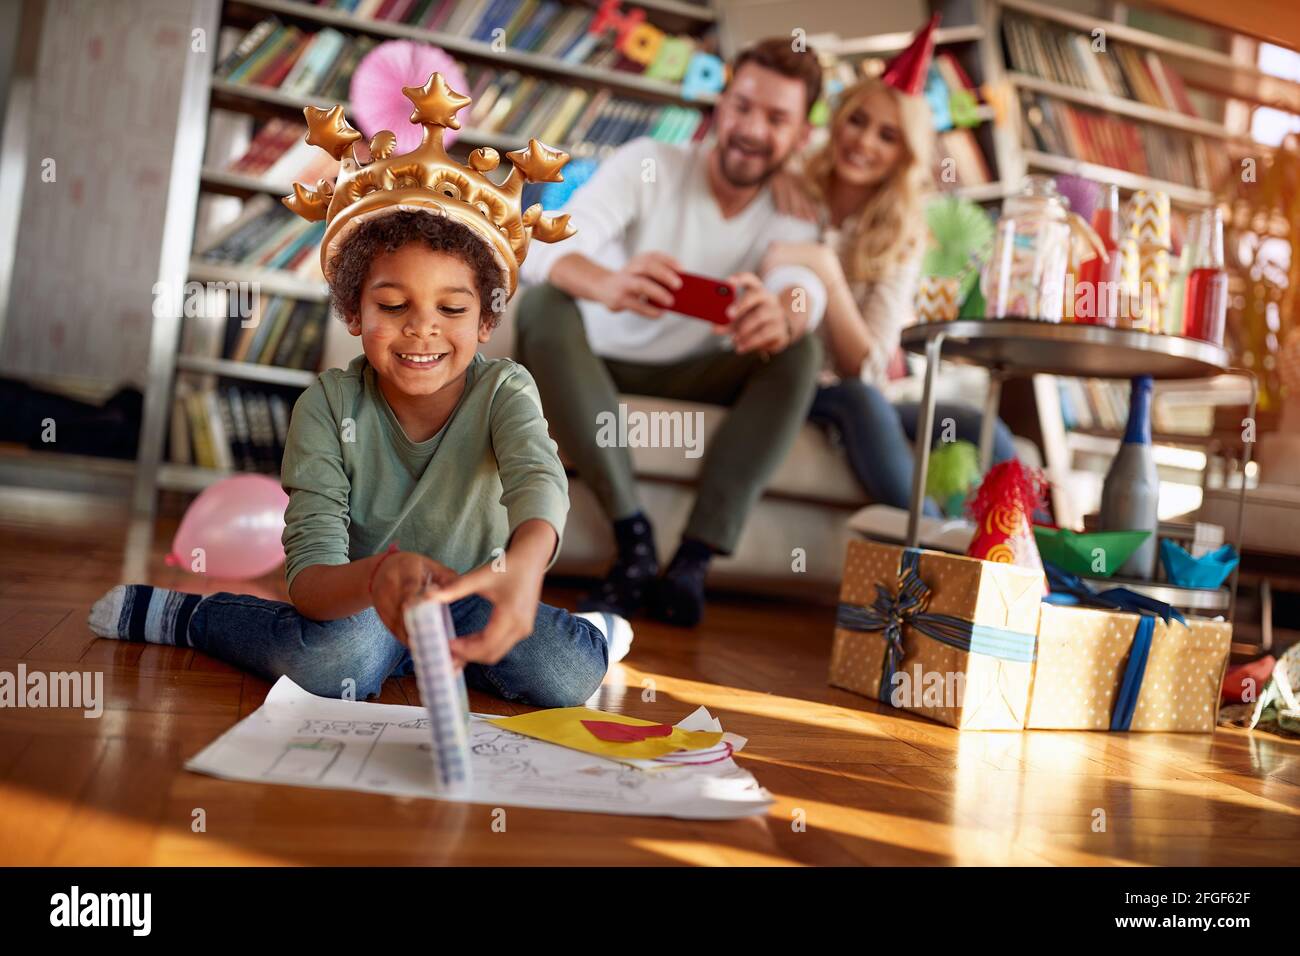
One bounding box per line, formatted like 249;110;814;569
167;474;290;580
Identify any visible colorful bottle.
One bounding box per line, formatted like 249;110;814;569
1164;212;1202;336
1183;208;1228;346
1075;184;1121;325
1099;375;1160;580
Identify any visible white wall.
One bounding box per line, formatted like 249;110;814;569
1;0;194;390
716;0;930;55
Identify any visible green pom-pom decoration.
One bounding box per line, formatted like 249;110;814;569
926;440;982;516
922;196;996;301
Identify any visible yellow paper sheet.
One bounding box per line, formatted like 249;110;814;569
486;708;723;760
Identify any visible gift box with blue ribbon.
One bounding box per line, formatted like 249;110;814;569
1026;603;1231;732
829;539;1045;730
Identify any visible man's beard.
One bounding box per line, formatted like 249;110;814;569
718;136;784;188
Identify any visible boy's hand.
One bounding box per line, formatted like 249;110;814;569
370;551;458;645
431;558;545;667
429;519;557;668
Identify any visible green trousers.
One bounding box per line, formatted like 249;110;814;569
514;284;822;554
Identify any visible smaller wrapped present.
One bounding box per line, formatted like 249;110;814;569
1028;604;1230;731
829;538;1044;730
1027;567;1230;732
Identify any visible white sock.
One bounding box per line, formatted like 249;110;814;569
88;585;127;638
577;610;634;665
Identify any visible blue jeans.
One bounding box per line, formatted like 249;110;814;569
810;379;1017;517
186;593;609;708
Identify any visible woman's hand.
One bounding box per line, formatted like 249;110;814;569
770;171;820;222
761;241;880;380
761;240;843;281
370;551;459;645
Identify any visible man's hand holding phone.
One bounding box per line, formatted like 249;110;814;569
723;272;796;355
601;251;683;318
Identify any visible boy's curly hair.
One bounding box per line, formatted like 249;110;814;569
327;210;507;328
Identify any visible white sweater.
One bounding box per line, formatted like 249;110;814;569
521;138;825;365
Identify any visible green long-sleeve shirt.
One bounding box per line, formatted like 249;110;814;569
280;352;569;590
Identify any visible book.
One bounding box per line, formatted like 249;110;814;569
936;128;992;185
169;387;192;465
216;18;279;78
1020;93;1223;190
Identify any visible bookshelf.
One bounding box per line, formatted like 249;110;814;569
1005;71;1257;144
814;1;1293;533
134;0;721;514
1019;150;1214;207
993;0;1294;207
224;0;718;105
132;0;1296;521
997;0;1300;114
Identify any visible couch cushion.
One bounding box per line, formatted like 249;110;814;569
556;478;856;591
577;395;870;508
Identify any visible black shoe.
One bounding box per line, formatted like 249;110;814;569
579;556;657;618
647;539;711;628
581;512;659;617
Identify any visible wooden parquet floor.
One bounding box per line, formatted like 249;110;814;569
2;485;1299;865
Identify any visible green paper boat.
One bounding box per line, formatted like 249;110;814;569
1032;527;1151;578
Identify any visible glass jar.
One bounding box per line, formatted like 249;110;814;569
982;175;1100;323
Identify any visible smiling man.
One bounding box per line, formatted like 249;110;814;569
516;38;828;628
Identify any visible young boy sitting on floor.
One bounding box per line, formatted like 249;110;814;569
89;75;630;706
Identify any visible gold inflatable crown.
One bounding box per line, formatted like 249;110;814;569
282;72;576;295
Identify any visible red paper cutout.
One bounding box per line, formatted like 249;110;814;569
581;719;674;742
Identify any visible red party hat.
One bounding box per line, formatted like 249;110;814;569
881;13;941;95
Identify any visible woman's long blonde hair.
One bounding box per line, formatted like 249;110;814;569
802;77;934;284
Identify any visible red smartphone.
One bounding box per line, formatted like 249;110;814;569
667;272;734;325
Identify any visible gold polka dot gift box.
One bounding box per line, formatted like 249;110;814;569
1026;603;1231;733
829;539;1045;730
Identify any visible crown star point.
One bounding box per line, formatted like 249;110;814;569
288;75;575;293
303;104;362;160
281;181;330;222
507;139;569;183
404;73;471;129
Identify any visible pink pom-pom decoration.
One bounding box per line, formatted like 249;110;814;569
1053;174;1099;223
349;40;469;153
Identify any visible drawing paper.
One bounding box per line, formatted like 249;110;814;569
185;677;772;820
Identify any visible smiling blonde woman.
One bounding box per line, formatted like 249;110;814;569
766;72;1017;516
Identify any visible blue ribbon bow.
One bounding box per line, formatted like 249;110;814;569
836;549;1037;706
1042;561;1186;731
